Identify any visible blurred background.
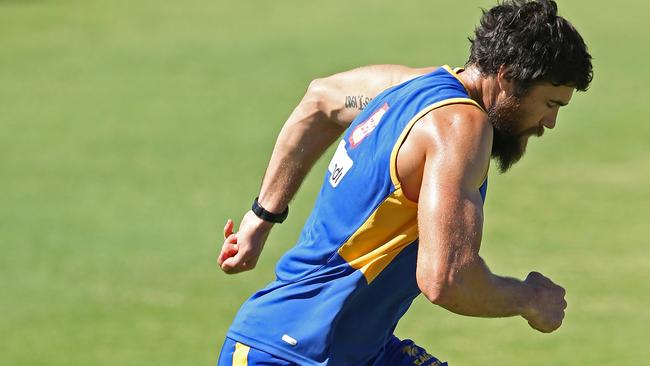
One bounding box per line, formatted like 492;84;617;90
1;0;648;365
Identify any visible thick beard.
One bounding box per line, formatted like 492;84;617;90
488;96;542;173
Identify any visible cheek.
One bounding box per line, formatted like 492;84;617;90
517;105;545;129
513;107;536;131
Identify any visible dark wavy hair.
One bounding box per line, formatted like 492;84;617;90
467;0;593;94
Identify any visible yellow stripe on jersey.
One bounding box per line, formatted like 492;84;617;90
233;342;250;366
337;187;418;283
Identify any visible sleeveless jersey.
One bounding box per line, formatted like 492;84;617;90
227;66;488;366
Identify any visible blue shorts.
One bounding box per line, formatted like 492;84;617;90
217;336;448;366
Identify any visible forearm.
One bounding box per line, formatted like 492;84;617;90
432;257;533;318
219;91;343;273
418;180;532;318
257;95;344;212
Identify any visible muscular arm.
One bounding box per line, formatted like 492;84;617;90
219;64;437;274
414;106;567;331
258;64;437;212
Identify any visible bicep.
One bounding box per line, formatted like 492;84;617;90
413;109;491;290
416;159;485;281
313;64;434;126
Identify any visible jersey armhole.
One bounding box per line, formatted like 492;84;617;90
388;98;485;202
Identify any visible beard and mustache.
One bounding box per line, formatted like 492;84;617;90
488;95;544;173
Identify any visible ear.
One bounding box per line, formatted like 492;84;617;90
496;65;514;94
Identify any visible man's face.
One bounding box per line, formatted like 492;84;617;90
488;82;575;172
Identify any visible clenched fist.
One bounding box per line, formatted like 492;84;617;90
522;271;568;333
217;211;274;274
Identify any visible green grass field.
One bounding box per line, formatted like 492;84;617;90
1;0;648;365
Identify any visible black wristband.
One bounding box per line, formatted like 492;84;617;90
251;197;289;224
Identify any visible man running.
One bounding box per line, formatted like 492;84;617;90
217;1;593;365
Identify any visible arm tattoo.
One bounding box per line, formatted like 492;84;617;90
344;95;373;110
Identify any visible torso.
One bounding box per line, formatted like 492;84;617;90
227;66;488;366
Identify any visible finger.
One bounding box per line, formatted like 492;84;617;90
220;240;238;257
223;219;234;239
218;234;239;264
225;233;238;244
527;320;545;333
221;255;247;274
221;243;245;272
528;320;553;333
218;242;239;266
221;249;257;274
550;317;563;332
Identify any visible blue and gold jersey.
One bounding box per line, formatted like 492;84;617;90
227;66;487;366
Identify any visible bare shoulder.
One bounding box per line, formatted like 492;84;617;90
308;64;438;127
411;103;491;187
414;103;490;151
318;64;438;88
398;65;440;83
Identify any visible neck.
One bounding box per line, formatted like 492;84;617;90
458;65;499;112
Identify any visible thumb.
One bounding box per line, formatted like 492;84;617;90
526;271;547;282
221;251;248;274
527;271;557;288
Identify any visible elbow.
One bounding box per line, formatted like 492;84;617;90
304;78;339;123
305;78;328;107
307;77;326;94
417;270;456;306
417;256;486;307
